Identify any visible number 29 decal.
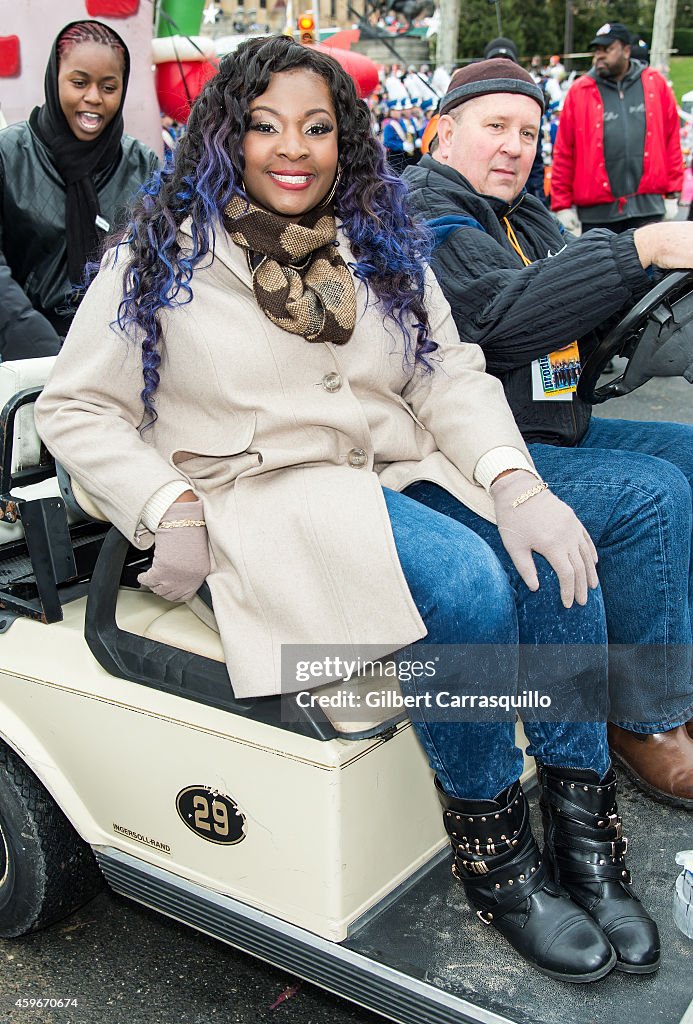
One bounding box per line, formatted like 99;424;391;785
176;786;246;845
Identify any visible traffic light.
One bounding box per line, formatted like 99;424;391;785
297;13;316;44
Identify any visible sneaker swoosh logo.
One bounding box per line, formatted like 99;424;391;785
547;244;568;258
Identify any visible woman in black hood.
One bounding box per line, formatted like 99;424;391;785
0;20;159;358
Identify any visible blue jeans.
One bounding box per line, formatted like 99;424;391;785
529;416;693;732
384;487;609;800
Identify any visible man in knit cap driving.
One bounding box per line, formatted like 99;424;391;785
403;57;693;810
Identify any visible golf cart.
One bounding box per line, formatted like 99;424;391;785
1;274;692;1024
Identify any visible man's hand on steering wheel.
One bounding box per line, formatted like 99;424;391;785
633;221;693;272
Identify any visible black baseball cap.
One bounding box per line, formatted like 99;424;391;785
589;22;632;47
483;37;519;62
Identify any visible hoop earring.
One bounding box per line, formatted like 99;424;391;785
319;165;342;207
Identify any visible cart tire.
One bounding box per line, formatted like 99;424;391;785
0;741;104;938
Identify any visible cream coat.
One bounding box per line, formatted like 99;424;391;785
35;221;532;698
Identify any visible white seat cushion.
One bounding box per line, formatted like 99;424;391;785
143;604;404;735
0;357;106;538
0;358;59;542
0;357;57;475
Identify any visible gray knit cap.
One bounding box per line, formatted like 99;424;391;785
439;57;545;116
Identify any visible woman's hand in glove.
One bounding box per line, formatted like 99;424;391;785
490;470;598;609
137;498;210;602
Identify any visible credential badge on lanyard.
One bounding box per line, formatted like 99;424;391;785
531;341;582;402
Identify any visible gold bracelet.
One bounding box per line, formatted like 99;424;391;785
158;518;206;529
511;482;548;508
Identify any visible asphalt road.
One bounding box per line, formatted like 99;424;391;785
592;355;693;425
0;361;691;1024
0;890;383;1024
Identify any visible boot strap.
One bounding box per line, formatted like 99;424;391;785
553;852;632;885
443;788;526;848
552;832;629;859
542;786;620;831
464;862;549;924
457;841;548;923
538;765;618;806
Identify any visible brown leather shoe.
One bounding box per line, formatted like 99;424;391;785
607;723;693;810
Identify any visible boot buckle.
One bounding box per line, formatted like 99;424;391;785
462;860;490;875
611;837;628;858
476;910;494;925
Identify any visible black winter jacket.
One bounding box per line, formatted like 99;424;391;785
0;121;158;353
0;249;62;360
404;155;653;445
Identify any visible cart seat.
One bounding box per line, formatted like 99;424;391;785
0;357;57;476
0;358;105;542
143;601;405;736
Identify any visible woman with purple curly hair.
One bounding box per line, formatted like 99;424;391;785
37;35;658;982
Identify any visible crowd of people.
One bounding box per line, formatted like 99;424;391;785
1;15;692;989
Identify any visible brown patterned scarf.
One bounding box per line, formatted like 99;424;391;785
223;196;356;345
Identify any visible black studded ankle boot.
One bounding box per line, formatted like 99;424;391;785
538;763;660;974
436;776;615;983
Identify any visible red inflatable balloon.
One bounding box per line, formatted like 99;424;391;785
314;43;379;99
155;41;378;122
155;59;218;123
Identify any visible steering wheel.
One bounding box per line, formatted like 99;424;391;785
577;270;693;404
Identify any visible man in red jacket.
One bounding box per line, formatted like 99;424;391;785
551;22;682;234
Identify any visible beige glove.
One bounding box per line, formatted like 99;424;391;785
664;197;680;221
491;470;598;609
137;499;210;602
554;206;582;236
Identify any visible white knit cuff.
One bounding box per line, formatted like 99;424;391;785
474;447;541;492
141;481;193;532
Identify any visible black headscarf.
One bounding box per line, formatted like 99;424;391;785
28;20;131;285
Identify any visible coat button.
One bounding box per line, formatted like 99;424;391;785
347;447;368;467
322;372;342;392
